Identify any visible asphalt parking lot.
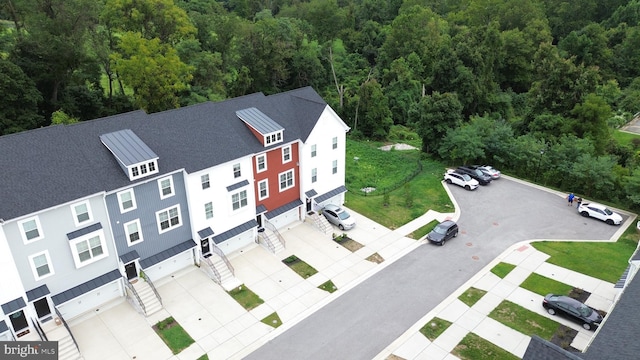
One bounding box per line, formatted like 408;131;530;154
245;176;626;360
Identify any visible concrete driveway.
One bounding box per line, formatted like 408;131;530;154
244;177;626;360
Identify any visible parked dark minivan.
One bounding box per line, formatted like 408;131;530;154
456;166;492;185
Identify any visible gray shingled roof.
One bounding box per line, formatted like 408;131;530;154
100;129;158;167
26;284;50;301
523;336;584;360
1;297;26;314
51;269;121;305
0;87;328;221
236;107;284;134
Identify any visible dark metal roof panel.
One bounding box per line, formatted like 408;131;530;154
256;204;267;214
315;185;347;204
26;284;50;301
139;239;196;268
212;220;258;244
51;269;121;305
198;227;214;239
305;189;317;197
236;107;284;134
226;179;249;192
0;320;7;332
119;250;140;264
67;222;102;240
1;297;26;314
100;129;158;167
265;199;303;219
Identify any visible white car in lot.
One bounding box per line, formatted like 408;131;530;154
443;169;479;190
578;203;623;225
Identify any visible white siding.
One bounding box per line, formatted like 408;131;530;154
143;249;194;280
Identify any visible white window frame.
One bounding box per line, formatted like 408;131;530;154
19;216;44;243
201;174;210;189
117;189;137;213
258;179;269;200
156;205;182;234
158;176;175;199
205;202;213;219
124;219;143;245
28;250;54;281
332;160;338;174
233;163;241;178
231;190;248;211
256;154;267;173
279;170;295;191
332;136;338;149
311;168;317;183
311;144;317;157
69;229;108;268
282;145;292;163
71;201;93;227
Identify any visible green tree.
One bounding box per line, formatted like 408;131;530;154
437;122;485;164
413;91;463;154
569;93;611;154
51;110;78;125
0;58;43;134
111;32;193;113
352;79;393;140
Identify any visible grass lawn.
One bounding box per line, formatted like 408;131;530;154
419;317;452;341
345;139;452;229
458;287;487;307
490;262;516;279
153;317;195;354
261;312;282;328
531;225;640;283
452;332;519;360
408;219;438;240
489;300;559;339
283;255;318;278
318;280;338;293
612;129;640;147
519;273;574;297
227;285;264;310
197;355;209;360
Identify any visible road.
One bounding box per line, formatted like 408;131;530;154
244;178;624;360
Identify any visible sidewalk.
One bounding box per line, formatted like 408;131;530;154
375;243;619;359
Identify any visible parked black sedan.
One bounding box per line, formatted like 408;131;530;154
426;220;459;246
542;294;603;330
456;166;492;185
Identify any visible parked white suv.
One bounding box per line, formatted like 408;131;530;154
443;169;479;190
578;203;623;225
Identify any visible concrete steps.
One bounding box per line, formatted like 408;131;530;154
132;280;163;316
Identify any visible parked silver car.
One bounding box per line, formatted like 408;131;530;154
321;204;356;230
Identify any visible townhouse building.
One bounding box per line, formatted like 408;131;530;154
0;87;350;348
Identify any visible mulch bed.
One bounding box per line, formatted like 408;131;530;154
334;236;364;252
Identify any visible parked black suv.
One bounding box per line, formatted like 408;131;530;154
455;166;492;185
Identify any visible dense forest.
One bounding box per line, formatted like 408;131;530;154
2;0;640;208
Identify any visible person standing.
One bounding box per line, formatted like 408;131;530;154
576;196;583;208
567;193;575;206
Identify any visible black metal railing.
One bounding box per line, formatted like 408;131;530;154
142;271;162;306
30;318;47;341
54;308;79;353
211;244;234;276
122;278;146;315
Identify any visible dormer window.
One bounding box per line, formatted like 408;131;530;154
236;108;285;147
101;129;159;181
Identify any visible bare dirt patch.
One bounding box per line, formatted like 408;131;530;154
334;235;364;252
366;252;385;264
378;143;418;151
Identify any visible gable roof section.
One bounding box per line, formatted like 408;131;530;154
0;87;328;221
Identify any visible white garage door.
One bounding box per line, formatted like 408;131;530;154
216;229;255;255
56;281;122;320
144;250;195;281
268;206;301;230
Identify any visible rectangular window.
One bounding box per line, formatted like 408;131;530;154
233;163;241;178
311;144;317;157
332;160;338;174
312;168;317;183
256;154;267;172
266;136;271;144
277;132;282;141
271;134;276;143
201;174;210;189
140;163;147;174
124;219;143;245
282;146;291;163
117;189;137;213
69;230;108;268
157;205;181;233
72;201;92;226
279;170;295;191
29;251;53;280
158;176;174;199
131;166;139;177
148;161;156;172
232;190;248;211
19;217;43;242
258;179;269;200
332;137;338;149
205;202;213;219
